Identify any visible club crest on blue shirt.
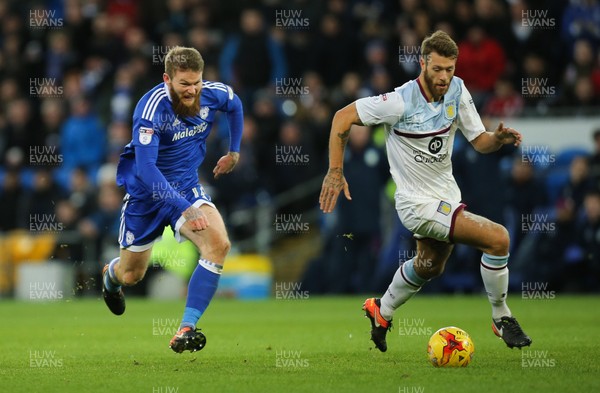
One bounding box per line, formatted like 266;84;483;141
200;106;209;119
139;126;154;145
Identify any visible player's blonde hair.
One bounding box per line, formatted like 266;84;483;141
421;30;459;63
164;46;204;78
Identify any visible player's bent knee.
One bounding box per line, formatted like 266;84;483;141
213;236;231;258
414;258;445;280
485;224;510;256
121;269;146;286
422;264;445;280
197;233;231;261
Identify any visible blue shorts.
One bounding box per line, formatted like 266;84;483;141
118;184;215;251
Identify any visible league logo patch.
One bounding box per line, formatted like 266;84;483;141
437;201;452;216
139;126;154;145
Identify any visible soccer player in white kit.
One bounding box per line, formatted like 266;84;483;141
320;31;532;352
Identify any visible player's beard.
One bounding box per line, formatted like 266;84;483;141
170;85;201;117
423;68;450;102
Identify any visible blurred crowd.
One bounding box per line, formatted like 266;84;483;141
0;0;599;294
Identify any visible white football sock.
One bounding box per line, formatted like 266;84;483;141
480;253;512;321
380;259;428;321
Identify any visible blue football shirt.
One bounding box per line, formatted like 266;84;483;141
116;80;242;213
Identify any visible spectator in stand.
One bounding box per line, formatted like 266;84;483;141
562;0;600;54
282;29;313;80
593;50;600;96
97;63;135;123
331;72;363;109
473;0;512;49
0;78;21;114
366;67;393;96
59;95;106;184
220;9;287;107
588;129;600;190
63;0;94;58
515;197;580;291
2;98;43;160
483;77;524;117
564;39;597;89
309;13;356;87
80;55;112;97
395;28;422;83
52;198;84;264
78;183;123;246
361;40;391;82
45;30;78;83
40;99;66;149
577;190;600;290
17;167;65;229
67;166;97;218
271;121;318;214
503;156;548;253
454;117;516;226
252;92;282;175
105;120;131;164
156;0;188;36
325;125;388;293
0;169;23;231
456;23;506;108
87;12;127;65
411;8;432;40
187;27;219;68
519;52;556;109
453;0;475;41
558;75;600;111
561;156;592;212
558;38;600;110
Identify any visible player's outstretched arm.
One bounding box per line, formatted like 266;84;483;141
471;121;522;154
214;91;243;179
319;102;363;213
213;151;239;179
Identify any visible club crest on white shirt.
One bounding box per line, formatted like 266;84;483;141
444;99;456;120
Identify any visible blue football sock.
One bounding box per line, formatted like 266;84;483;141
103;257;121;293
180;259;223;329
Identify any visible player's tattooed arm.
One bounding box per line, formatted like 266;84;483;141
320;102;360;213
320;167;352;213
322;167;345;191
337;129;350;149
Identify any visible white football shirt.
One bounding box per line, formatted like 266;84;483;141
355;76;485;202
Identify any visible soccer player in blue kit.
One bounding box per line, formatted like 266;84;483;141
101;46;243;353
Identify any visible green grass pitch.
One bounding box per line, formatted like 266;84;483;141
0;295;598;393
